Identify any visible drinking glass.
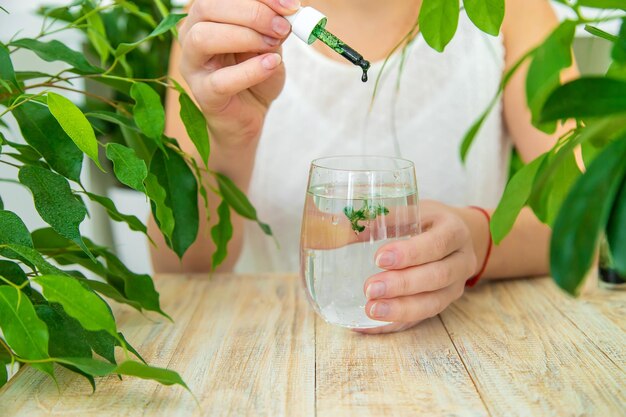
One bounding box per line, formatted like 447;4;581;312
300;156;420;329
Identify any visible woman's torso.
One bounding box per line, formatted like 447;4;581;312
235;12;509;273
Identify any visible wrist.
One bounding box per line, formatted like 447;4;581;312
455;206;493;279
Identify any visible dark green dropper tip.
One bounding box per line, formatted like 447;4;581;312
312;24;371;83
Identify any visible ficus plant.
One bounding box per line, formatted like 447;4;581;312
397;0;625;296
0;1;271;390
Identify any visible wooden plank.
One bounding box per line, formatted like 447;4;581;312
535;278;626;370
440;277;626;416
1;274;207;416
315;316;489;417
146;273;315;417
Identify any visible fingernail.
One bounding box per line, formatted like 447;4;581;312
272;16;291;36
370;302;390;319
261;53;282;70
376;251;396;268
366;281;386;299
262;35;280;46
279;0;301;11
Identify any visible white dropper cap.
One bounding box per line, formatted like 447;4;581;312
284;7;327;45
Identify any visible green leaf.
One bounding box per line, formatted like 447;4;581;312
105;143;147;192
584;25;619;42
526;21;576;132
83;279;142;312
113;360;188;389
115;14;186;57
145;173;174;242
577;0;626;10
10;38;102;74
0;261;28;287
12;101;83;182
179;92;210;166
418;0;460;52
3;244;66;275
83;3;110;66
35;275;118;338
607;172;626;274
57;356;115;376
0;357;7;388
47;92;103;171
211;201;232;269
0;210;33;251
215;173;257;220
0;43;19;92
529;147;581;226
150;148;199;258
85;111;138;132
491;155;546;244
84;192;148;235
35;303;92;358
463;0;505;36
551;136;626;296
18;165;93;261
130;83;165;146
540;77;626;123
612;19;626;64
0;286;54;377
84;330;116;364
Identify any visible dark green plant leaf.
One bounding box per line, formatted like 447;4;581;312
0;260;28;287
10;38;102;74
551;137;626;296
215;173;272;236
179;92;210;166
0;195;3;210
84;330;116;364
83;3;110;66
145;172;175;244
612;19;626;64
0;286;54;377
57;356;115;376
105;143;147;192
35;275;118;338
83;279;142;312
113;360;188;389
85;111;138;132
0;43;19;92
577;0;626;10
3;244;66;275
211;201;232;269
491;155;546;244
130;82;165;147
607;172;626;274
0;209;33;250
85;192;148;235
18;165;94;261
115;14;186;57
529;147;581;226
150;148;199;258
540;77;626;122
47;92;103;171
0;357;7;388
526;20;576;132
463;0;504;36
35;303;92;358
12;101;83;182
584;25;619;42
418;0;460;52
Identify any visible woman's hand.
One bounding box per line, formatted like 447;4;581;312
357;201;487;334
178;0;299;148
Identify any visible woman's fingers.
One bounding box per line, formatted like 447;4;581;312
182;22;285;69
352;321;420;335
364;281;465;323
374;213;469;270
183;0;296;40
364;251;476;299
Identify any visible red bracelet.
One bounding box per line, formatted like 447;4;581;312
465;206;493;288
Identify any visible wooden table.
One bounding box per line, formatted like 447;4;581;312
2;274;625;416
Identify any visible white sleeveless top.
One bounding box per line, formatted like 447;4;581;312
235;12;510;273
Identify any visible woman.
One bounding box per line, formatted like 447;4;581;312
150;0;576;333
